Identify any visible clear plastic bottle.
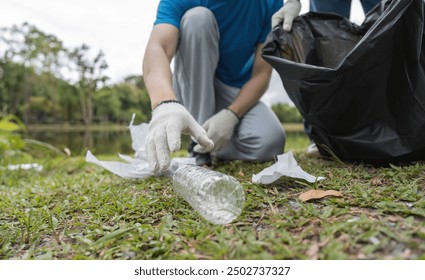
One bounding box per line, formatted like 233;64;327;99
172;165;245;225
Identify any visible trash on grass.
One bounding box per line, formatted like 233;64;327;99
252;151;325;184
6;163;43;172
298;189;343;202
86;114;195;179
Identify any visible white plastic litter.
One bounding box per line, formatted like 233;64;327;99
86;114;195;179
252;151;325;184
6;163;43;172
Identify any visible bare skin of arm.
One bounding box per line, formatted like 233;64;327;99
228;44;272;118
142;24;179;109
144;25;271;117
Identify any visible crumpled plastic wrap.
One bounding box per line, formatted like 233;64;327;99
6;163;43;172
87;115;324;183
252;151;325;184
86;114;195;179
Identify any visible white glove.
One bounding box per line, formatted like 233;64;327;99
271;0;301;32
146;102;214;173
194;109;239;154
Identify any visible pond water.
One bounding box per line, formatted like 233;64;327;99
27;126;309;156
27;128;134;156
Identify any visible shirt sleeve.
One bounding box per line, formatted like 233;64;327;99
154;0;192;29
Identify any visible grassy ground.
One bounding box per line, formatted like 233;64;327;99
1;131;425;260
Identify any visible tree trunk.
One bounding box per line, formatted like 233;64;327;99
79;88;89;125
22;70;31;125
87;89;93;125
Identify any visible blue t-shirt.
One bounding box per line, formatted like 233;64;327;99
154;0;282;88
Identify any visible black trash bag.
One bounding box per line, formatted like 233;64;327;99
262;0;425;165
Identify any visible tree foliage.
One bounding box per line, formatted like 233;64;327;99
0;114;27;164
0;23;151;125
271;103;303;123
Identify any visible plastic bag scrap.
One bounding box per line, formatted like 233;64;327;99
86;114;195;179
252;151;325;184
5;163;43;172
262;0;425;165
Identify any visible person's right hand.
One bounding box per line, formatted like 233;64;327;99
271;0;301;32
145;101;214;173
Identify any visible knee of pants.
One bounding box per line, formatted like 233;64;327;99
240;129;286;162
258;130;286;161
181;7;216;36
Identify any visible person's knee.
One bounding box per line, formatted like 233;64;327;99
257;129;286;161
181;7;216;34
238;128;286;162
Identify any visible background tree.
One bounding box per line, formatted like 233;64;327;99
0;23;65;124
271;103;303;123
68;44;109;125
0;59;25;117
1;23;151;125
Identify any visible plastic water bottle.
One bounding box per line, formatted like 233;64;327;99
172;165;245;225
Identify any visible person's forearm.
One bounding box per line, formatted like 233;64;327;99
143;44;176;109
228;70;271;118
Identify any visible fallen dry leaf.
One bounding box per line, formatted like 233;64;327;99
306;242;320;259
371;176;383;186
63;147;71;156
298;189;343;202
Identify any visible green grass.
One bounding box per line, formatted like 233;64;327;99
1;136;425;260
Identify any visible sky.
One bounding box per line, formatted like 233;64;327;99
0;0;365;105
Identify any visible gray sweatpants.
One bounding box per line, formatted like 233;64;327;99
173;7;285;162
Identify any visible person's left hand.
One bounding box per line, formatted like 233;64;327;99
271;0;301;32
194;109;239;153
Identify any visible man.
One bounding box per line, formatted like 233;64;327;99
143;0;301;173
